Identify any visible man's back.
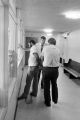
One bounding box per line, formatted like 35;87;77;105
42;45;60;67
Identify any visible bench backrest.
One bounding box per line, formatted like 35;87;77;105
64;59;80;73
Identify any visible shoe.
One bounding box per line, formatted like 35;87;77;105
53;100;57;104
54;102;57;104
30;92;36;97
44;101;51;107
18;94;26;101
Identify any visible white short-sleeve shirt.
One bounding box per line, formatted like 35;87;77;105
36;42;49;57
28;45;38;66
35;43;42;57
41;45;60;67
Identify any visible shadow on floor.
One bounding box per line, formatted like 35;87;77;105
71;78;80;86
64;72;80;86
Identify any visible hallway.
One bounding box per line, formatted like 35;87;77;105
15;67;80;120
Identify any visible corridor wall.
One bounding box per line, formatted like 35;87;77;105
68;30;80;63
0;0;25;120
56;34;69;63
57;30;80;64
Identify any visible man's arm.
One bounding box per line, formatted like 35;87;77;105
33;53;39;61
33;52;43;67
40;55;44;62
19;44;30;51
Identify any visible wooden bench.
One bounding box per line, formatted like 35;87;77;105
63;59;80;79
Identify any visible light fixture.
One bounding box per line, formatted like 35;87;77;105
47;33;53;37
62;10;80;19
43;28;53;33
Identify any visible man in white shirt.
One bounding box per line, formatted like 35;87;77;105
18;40;39;103
36;36;46;88
41;38;60;107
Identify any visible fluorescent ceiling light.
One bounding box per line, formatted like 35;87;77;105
62;10;80;19
47;33;53;36
43;28;53;33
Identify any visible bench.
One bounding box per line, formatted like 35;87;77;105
63;59;80;79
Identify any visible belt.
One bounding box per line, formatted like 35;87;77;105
43;66;59;68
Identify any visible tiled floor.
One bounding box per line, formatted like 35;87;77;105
15;67;80;120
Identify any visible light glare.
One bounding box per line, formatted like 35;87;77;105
62;10;80;19
43;28;53;33
47;33;53;36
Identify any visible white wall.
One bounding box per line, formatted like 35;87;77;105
0;4;4;89
57;30;80;63
56;34;69;63
0;0;9;107
68;30;80;62
17;8;25;66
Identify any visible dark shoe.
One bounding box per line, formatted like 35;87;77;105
18;94;26;101
30;92;36;97
44;101;51;107
54;102;57;104
53;100;57;104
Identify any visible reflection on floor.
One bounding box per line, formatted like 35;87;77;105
15;67;80;120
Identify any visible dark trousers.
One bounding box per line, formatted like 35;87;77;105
23;66;39;98
38;67;44;88
43;67;59;103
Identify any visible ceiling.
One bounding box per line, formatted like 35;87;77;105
16;0;80;33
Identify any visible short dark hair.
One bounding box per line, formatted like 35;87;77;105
48;38;56;45
29;40;36;45
41;36;46;40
